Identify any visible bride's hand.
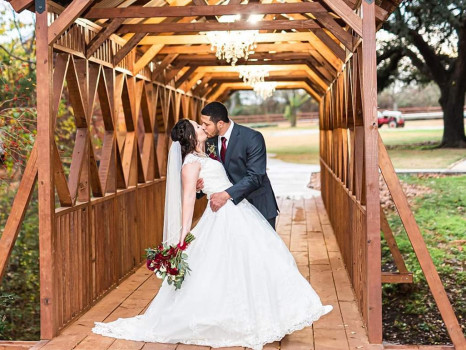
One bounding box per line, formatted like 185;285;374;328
179;231;189;246
196;178;204;192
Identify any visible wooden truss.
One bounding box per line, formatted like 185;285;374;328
1;0;465;348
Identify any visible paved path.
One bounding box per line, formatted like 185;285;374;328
267;155;320;199
449;158;466;171
266;155;466;200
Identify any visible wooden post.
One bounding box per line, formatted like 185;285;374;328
36;6;57;339
379;138;466;349
361;0;382;343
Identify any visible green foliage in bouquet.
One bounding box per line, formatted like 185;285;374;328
145;233;195;290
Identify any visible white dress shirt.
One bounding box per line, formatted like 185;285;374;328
218;120;235;153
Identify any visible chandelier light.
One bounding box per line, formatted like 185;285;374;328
238;67;269;86
204;15;258;66
253;82;277;100
206;30;258;66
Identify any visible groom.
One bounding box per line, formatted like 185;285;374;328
197;102;279;229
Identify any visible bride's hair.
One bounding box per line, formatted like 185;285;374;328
171;119;197;160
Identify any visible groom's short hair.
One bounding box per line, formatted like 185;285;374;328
201;102;230;123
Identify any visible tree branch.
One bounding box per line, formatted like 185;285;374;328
403;48;432;80
377;46;404;92
0;45;35;64
406;28;447;87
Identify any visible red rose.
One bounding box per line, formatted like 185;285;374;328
146;259;156;271
168;267;179;275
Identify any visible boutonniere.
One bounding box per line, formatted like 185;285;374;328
206;143;220;162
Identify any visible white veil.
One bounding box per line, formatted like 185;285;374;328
162;141;183;246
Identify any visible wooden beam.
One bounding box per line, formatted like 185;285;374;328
193;75;212;95
132;44;164;75
86;18;125;58
152;53;179;78
184;61;328;90
312;10;354;50
36;7;57;339
116;19;321;34
304;61;331;85
210;76;307;83
0;146;37;283
164;64;185;83
158;42;313;54
48;0;94;45
202;83;217;98
378;137;466;349
8;0;33;13
139;32;317;45
191;0;217;21
195;63;320;73
85;2;327;19
306;57;335;82
175;65;197;88
380;205;410;275
212;81;317;91
205;69;310;78
113;32;147;66
381;272;413;284
361;0;381;343
175;59;310;67
304;30;344;69
184;71;204;91
210;81;322;101
283;12;345;66
321;0;362;36
173;52;316;62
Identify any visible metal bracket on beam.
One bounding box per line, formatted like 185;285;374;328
35;0;45;13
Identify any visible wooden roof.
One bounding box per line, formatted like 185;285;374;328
10;0;402;101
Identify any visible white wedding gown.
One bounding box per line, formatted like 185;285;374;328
92;153;333;349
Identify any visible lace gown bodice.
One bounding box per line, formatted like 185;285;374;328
183;153;233;198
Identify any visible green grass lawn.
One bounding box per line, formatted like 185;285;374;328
260;123;466;169
382;174;466;344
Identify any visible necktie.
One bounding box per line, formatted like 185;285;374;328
220;136;227;163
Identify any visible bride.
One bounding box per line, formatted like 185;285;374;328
92;118;333;349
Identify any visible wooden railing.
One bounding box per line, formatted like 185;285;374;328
320;44;466;348
0;14;208;339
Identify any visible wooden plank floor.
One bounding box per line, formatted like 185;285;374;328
36;196;382;350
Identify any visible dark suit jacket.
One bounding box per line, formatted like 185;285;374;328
203;123;279;220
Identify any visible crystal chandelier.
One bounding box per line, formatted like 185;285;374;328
238;67;269;86
204;15;258;66
253;82;277;100
206;30;258;66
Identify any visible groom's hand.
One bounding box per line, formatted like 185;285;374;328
196;178;204;192
210;191;231;212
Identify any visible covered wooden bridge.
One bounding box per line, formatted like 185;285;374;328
0;0;465;348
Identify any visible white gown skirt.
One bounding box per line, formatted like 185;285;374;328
92;199;333;350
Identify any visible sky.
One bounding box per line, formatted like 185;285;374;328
0;0;35;44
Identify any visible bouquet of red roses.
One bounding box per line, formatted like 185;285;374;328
145;233;195;290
